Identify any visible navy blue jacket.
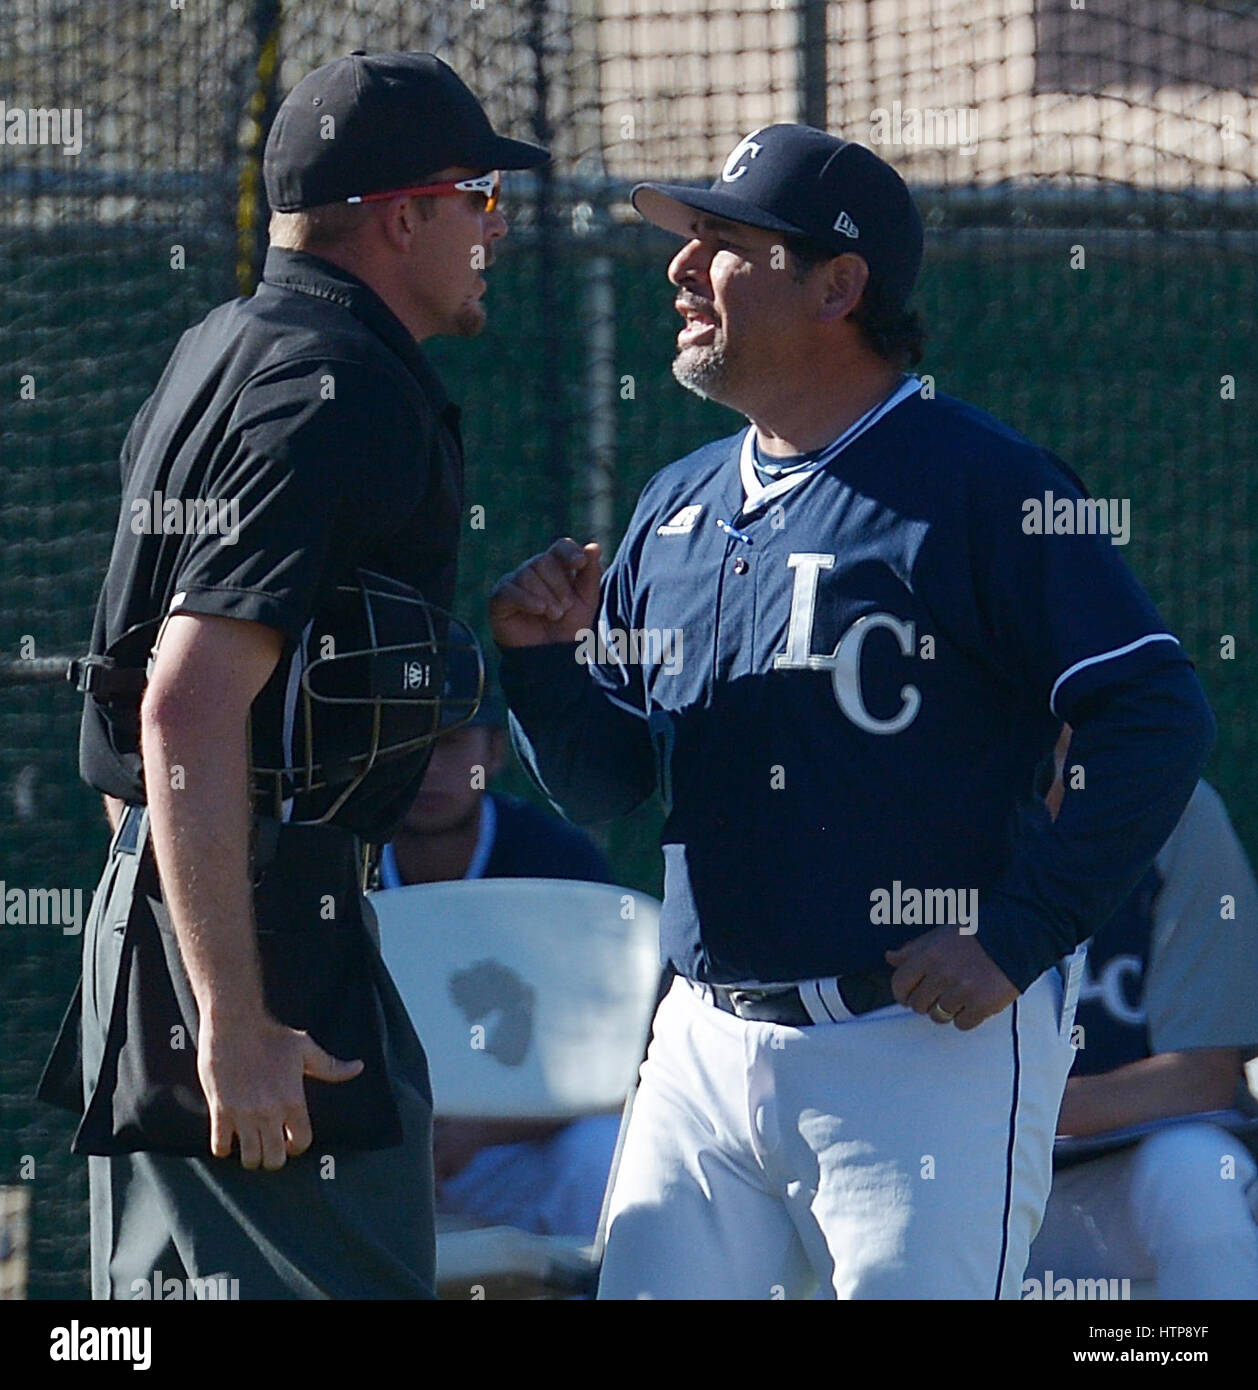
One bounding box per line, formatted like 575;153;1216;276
502;389;1215;990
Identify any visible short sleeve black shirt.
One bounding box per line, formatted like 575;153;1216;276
80;247;465;840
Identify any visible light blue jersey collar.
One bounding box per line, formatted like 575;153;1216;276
379;794;498;888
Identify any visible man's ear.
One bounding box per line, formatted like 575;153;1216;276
377;195;436;252
817;252;870;324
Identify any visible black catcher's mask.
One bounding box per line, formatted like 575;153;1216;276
250;570;484;831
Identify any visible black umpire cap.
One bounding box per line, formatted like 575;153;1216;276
264;51;549;212
632;124;923;309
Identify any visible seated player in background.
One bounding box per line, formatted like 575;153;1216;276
381;685;621;1241
1027;729;1258;1298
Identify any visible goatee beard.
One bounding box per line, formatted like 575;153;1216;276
672;342;730;399
453;304;487;338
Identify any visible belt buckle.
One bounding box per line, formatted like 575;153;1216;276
725;985;791;1021
723;988;757;1019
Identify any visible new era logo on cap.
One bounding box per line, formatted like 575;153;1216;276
833;210;859;239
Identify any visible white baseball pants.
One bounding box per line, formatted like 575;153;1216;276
1029;1122;1258;1299
599;968;1078;1299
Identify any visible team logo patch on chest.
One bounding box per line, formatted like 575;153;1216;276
656;504;703;536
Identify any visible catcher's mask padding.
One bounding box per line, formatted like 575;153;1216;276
252;569;484;822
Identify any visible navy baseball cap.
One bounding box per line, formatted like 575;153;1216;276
264;51;549;212
632;125;923;308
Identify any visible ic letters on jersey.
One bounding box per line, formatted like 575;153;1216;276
773;552;921;735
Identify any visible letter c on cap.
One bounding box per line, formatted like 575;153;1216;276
722;130;764;183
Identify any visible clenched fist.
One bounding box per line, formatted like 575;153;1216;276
489;538;603;648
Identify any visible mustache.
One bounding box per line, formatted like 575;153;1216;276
676;291;717;318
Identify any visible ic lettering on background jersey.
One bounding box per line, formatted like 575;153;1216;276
1077;953;1146;1027
773;552;921;734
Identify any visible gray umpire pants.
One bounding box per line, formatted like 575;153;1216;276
82;823;436;1301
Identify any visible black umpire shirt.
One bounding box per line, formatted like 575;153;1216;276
79;246;465;841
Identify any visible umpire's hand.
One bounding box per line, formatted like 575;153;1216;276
198;1019;362;1170
489;537;603;647
885;927;1019;1030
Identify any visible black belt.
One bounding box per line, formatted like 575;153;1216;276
705;970;898;1025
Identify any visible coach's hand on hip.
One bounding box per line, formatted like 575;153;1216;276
489;537;603;647
885;927;1019;1030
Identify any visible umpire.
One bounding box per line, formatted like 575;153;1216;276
39;52;547;1300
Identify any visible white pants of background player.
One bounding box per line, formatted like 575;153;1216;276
438;1114;621;1241
1028;1122;1258;1299
599;968;1078;1299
